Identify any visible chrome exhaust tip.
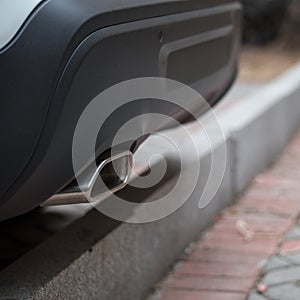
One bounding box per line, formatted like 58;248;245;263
42;150;133;206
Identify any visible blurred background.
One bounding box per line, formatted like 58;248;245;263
240;0;300;82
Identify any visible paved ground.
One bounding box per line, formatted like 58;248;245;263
149;130;300;300
0;204;90;270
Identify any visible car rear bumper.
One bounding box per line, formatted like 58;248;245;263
0;0;241;220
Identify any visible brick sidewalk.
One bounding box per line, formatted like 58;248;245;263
149;131;300;300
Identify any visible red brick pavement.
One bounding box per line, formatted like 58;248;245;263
150;132;300;300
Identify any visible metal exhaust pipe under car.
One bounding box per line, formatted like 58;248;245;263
42;151;133;206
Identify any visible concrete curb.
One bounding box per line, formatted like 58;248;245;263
220;62;300;193
1;63;300;300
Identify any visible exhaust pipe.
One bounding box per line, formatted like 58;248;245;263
42;150;133;206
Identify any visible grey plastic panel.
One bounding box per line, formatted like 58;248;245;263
0;0;44;50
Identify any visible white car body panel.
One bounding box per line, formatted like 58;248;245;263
0;0;44;50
